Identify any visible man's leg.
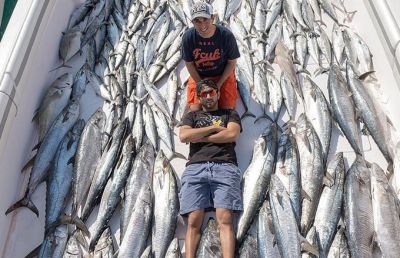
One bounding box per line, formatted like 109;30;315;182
185;209;205;258
216;208;235;258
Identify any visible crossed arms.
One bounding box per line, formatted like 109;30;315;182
179;122;240;144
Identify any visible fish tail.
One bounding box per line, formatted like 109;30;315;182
5;195;39;217
240;110;256;120
49;62;72;72
46;214;90;237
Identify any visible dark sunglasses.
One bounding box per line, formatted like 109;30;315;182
199;89;217;98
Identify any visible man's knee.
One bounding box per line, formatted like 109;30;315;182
187;210;204;230
216;209;233;227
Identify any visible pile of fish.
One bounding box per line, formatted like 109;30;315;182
5;0;400;257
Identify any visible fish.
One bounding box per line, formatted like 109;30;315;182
81;119;128;221
328;64;363;154
92;227;114;258
327;227;350;258
269;175;319;257
317;0;338;23
314;152;345;257
118;184;153;258
120;141;155;241
346;62;393;168
258;199;281;258
38;225;68;258
151;150;180;258
280;72;297;120
370;163;400;257
265;0;282;32
89;135;135;251
238;233;258;258
235;66;255;119
295;114;324;235
56;26;82;70
276;130;301;227
237;123;277;244
67;1;93;29
33;73;73;142
63;235;83;258
302;75;331;165
266;71;283;122
143;103;159;150
224;0;242;22
6;100;80;216
344;155;374;258
165;238;182;258
196;218;222;258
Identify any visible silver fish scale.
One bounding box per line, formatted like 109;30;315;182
152;151;179;258
265;15;282;61
143;103;159;150
332;23;345;65
317;0;338;23
296;114;324;235
46;120;84;226
344;156;374;258
93;228;114;258
302;76;331;164
328;65;362;154
327;228;350;258
118;185;153;258
120;142;154;242
280;73;297;120
30;100;80;198
89;136;135;252
258;200;281;258
237;123;277;244
35;73;73;142
276;131;301;226
254;1;266;33
266;72;283;122
314;152;345;257
165;238;182;258
269;175;302;258
196;219;221;258
63;235;83;258
265;0;282;32
346;63;393;165
371;163;400;257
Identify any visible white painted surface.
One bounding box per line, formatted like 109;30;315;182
0;0;400;257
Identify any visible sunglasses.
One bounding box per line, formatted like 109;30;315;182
199;89;217;98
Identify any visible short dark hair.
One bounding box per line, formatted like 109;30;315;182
196;79;218;96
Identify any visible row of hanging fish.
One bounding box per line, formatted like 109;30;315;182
5;0;400;257
6;0;196;257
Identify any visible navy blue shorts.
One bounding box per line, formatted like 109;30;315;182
179;162;243;215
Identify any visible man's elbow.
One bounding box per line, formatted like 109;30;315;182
179;134;189;143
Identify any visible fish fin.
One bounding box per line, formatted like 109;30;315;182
24;244;41;258
49;62;72;72
46;215;90;237
31;141;42;152
21;154;36;172
300;237;319;256
254;114;274;124
5;195;39;217
168;152;187;161
240;110;256;120
314;67;329;76
302;189;311;202
31;108;40;122
323;173;335;187
67;157;75;165
296;69;311;76
358;71;375;80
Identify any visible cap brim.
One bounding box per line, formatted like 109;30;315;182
191;13;211;20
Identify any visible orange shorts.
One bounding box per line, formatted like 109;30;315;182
187;71;238;109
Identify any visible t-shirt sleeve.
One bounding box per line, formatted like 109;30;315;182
226;32;240;60
228;109;242;132
181;30;194;62
182;111;195;127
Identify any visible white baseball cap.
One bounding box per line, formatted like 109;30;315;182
191;2;213;20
